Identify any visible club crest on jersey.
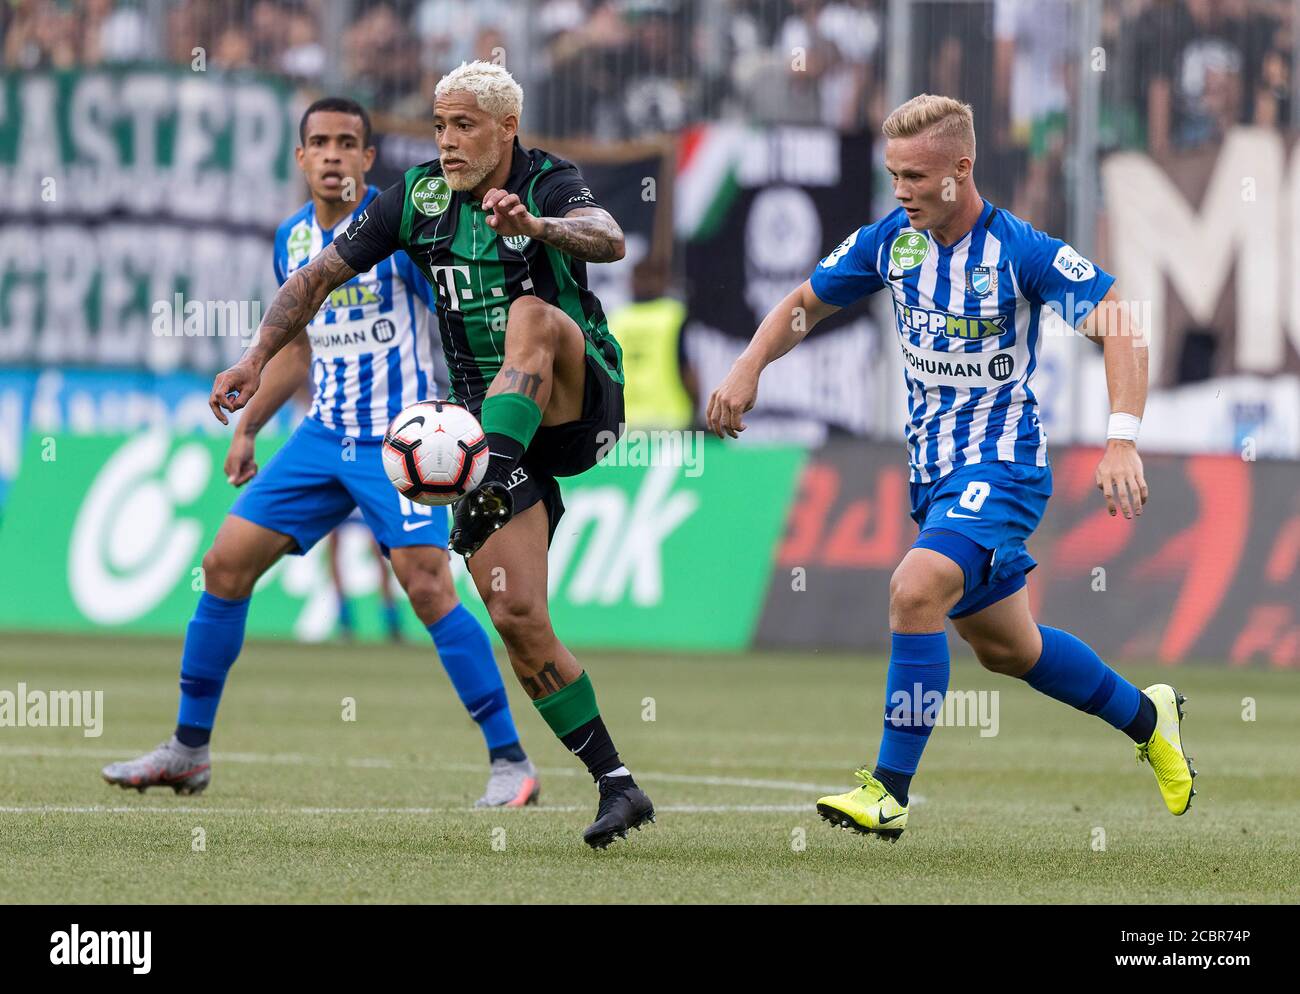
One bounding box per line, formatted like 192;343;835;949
411;176;451;217
502;234;531;253
889;232;929;270
967;266;996;298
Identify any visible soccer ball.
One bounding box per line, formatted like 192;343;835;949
381;401;489;506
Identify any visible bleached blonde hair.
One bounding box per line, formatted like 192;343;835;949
882;94;976;160
435;61;523;122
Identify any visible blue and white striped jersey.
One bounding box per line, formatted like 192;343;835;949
273;186;443;437
810;199;1114;483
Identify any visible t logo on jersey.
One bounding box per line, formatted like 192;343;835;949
431;265;473;310
897;303;1007;340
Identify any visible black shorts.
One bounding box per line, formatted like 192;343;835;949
506;348;625;544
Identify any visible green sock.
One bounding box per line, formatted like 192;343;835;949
534;672;623;779
534;672;600;736
481;392;542;485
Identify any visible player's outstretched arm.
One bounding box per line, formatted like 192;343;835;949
1083;287;1150;519
209;244;357;424
482;188;625;263
706;280;839;438
223;332;312;486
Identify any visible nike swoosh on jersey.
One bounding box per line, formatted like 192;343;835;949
946;508;980;519
402;519;434;531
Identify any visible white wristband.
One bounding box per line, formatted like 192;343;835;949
1107;412;1141;442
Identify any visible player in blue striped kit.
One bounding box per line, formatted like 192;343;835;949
102;98;539;808
708;94;1196;839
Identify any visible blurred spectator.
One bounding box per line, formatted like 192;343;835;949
343;0;423;109
280;2;325;81
1131;0;1287;155
775;0;878;129
213;24;255;70
994;0;1073;231
83;0;154;64
4;0;77;68
535;0;631;137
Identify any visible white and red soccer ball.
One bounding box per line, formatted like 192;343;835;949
382;401;489;506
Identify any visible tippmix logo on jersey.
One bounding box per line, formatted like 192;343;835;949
896;302;1008;340
411;176;451;217
889;231;929;270
322;278;386;313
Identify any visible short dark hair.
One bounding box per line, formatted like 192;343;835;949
299;97;372;147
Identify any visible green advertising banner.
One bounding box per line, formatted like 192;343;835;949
0;432;805;651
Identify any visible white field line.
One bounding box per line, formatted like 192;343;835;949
0;804;814;815
0;744;925;805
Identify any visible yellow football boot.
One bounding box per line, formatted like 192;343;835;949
816;769;908;841
1136;684;1198;815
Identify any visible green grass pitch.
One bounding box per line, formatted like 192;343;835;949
1;633;1297;903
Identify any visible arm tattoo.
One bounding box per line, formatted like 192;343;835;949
497;366;543;401
521;661;567;700
249;244;356;366
537;207;625;263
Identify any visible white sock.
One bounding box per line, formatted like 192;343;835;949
605;766;631;778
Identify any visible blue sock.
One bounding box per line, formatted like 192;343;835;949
428;605;523;758
174;592;250;747
1023;625;1153;742
337;597;354;632
875;631;949;805
381;601;401;638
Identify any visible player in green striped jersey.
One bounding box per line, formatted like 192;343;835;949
210;62;653;849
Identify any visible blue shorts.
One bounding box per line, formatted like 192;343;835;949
909;461;1052;619
230;417;449;556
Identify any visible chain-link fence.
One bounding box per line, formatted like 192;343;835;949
2;0;1298;453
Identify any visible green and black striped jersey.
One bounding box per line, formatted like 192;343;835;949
333;139;624;412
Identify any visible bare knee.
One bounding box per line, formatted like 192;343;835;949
485;592;551;654
399;561;459;626
889;570;949;632
506;296;564;347
201;544;263;599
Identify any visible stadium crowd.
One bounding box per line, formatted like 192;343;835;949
3;0;1291;150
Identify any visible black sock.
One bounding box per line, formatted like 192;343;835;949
1122;692;1158;744
561;715;622;781
482;432;525;487
488;741;527;763
873;765;911;806
175;724;210;748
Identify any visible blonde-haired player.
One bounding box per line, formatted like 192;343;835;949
211;63;654;849
709;93;1196;840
